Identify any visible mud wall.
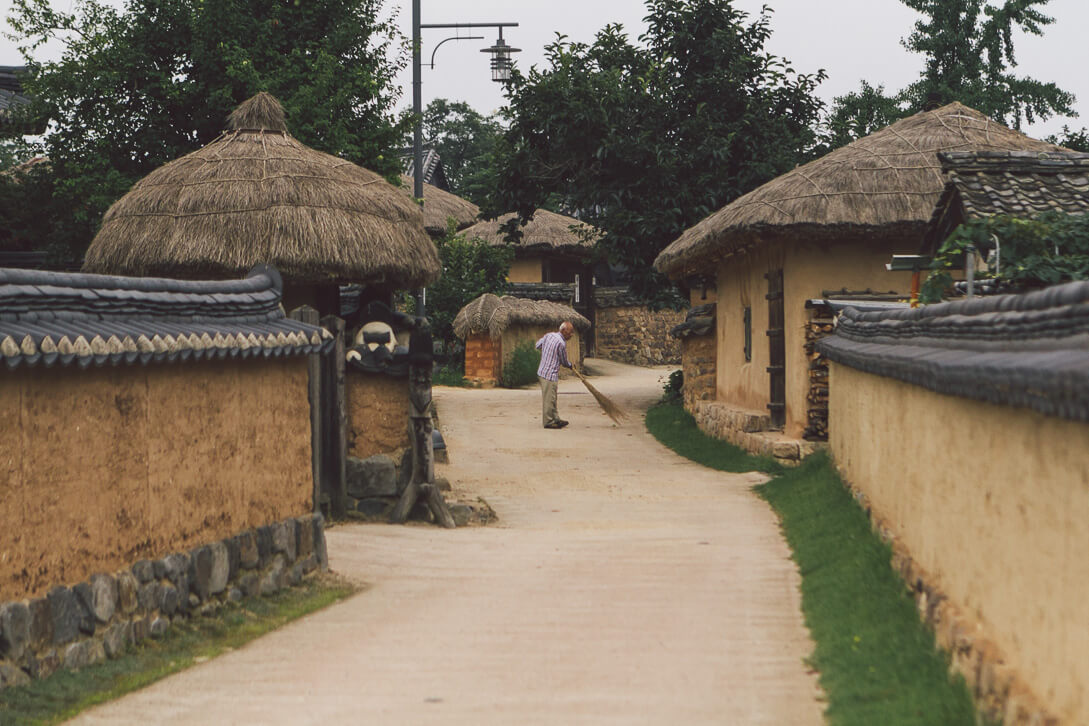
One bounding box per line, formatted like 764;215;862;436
345;371;411;459
829;363;1089;724
594;306;683;366
0;359;312;601
501;325;582;377
507;256;543;283
682;336;716;410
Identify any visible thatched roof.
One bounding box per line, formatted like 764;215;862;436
453;294;591;340
655;102;1064;278
462;209;601;253
84;92;440;288
399;175;480;234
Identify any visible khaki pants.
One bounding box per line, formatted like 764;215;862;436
539;376;559;427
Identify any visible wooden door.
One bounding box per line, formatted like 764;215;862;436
765;269;786;429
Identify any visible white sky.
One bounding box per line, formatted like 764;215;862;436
1;0;1086;140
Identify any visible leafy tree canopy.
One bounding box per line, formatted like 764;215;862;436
825;0;1078;147
411;98;504;207
3;0;411;263
488;0;826;302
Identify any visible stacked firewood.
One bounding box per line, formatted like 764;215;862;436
804;314;835;440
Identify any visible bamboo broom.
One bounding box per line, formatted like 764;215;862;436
572;367;627;424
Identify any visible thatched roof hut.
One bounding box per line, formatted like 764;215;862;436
453;294;590;341
462;209;600;252
84;93;440;291
655;102;1063;278
399;175;480;235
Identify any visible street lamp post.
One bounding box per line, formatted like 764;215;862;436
411;0;518;317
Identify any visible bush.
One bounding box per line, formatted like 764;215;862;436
661;369;683;402
499;341;540;389
432;361;469;387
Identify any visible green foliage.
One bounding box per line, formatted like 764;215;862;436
2;0;411;262
756;454;976;725
426;221;513;352
432;361;470;388
1047;125;1089;152
920;212;1089;302
824;0;1077;146
489;0;826;301
412;99;504;207
660;369;684;403
498;341;540;389
644;402;782;475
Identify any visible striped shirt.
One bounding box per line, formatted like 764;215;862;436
535;331;571;382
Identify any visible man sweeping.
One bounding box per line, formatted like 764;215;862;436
536;321;575;429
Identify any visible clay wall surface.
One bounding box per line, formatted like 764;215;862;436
464;333;501;383
594;306;683;366
345;372;411;459
0;359;312;601
682;336;716;410
715;238;912;437
829;363;1089;724
507;256;543;283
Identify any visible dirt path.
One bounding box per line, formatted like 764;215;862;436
69;360;822;725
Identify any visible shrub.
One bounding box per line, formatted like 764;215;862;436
661;369;683;402
432;361;469;387
499;341;540;389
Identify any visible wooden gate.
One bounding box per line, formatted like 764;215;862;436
765;269;786;429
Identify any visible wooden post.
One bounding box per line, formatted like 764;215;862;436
320;315;348;519
289;306;323;514
390;320;455;528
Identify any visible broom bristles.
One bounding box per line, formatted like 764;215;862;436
573;368;627;423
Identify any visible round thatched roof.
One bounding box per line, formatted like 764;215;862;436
399;175;480;235
462;209;601;252
84;93;440;288
655;102;1064;278
453;293;591;341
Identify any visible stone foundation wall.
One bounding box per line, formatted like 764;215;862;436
464;333;501;383
594;306;683;366
0;514;327;690
681;336;716;411
691;400;822;464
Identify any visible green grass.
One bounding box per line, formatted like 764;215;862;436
645;403;976;726
644;402;783;475
0;574;357;726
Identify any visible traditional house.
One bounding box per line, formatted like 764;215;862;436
654;102;1062;460
923;149;1089;254
399;175;480;237
83;92;440;318
452;294;589;385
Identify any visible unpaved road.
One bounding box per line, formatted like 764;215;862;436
69;359;822;725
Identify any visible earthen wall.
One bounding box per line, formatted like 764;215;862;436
345;372;412;459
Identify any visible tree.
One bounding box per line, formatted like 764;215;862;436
489;0;825;301
413;99;504;207
825;0;1077;147
1048;126;1089;152
3;0;411;262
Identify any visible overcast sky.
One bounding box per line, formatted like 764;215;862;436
1;0;1085;140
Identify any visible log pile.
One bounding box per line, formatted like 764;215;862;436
804;312;835;441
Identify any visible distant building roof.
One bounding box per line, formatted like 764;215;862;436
401;147;450;191
923;150;1089;251
0;265;331;370
0;66;42;133
507;281;575;303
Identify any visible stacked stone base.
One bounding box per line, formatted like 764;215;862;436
0;514;328;690
681;336;716;410
848;487;1058;726
690;400;823;464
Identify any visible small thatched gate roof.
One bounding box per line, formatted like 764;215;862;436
655;102;1064;278
400;175;480;235
462;209;600;253
453;294;590;341
84;93;440;289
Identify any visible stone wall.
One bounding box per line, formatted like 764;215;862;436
0;514;327;690
690;400;821;464
0;359;313;602
681;335;716;411
594;305;683;366
464;333;501;383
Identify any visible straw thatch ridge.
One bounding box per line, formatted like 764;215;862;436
453;293;591;341
655;102;1065;278
400;175;480;234
84;92;441;288
462;209;601;252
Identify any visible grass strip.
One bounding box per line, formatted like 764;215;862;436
0;573;357;726
645;402;976;726
644;401;783;475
